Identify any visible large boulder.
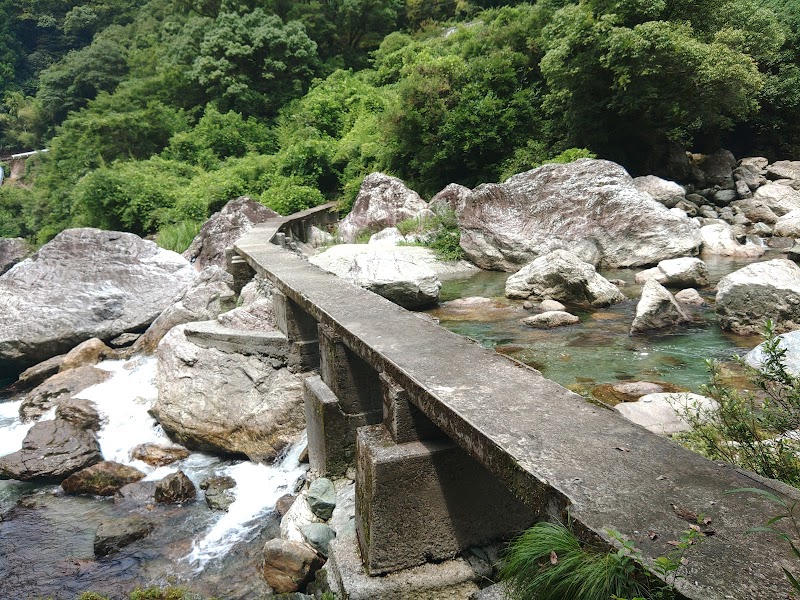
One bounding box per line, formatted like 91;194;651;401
774;210;800;238
698;149;736;188
134;265;236;353
338;173;429;243
0;228;196;374
152;324;305;461
767;160;800;183
630;279;690;334
634;257;710;288
735;184;800;222
261;539;324;594
505;249;625;307
346;252;441;309
429;183;471;214
183;196;278;270
700;224;765;258
0;237;32;275
716;259;800;334
19;365;111;422
458;159;701;271
632;175;686;208
0;418;102;482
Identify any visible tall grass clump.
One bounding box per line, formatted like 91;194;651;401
156;220;202;253
500;521;651;600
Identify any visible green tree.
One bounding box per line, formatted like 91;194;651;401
188;9;319;117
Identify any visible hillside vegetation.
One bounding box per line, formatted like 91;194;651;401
0;0;798;247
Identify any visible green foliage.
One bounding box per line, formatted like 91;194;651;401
260;175;326;215
678;320;800;487
501;521;651;600
188;9;319;117
0;185;39;238
163;105;274;168
501;520;704;600
499;146;597;181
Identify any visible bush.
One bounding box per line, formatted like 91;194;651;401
156;219;202;253
260;175;326;215
678;320;800;487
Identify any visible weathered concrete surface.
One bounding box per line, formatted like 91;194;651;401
236;221;798;599
356;424;534;574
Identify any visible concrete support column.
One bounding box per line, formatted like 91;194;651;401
355;424;535;576
224;248;255;296
273;289;319;372
302;324;384;477
380;373;444;443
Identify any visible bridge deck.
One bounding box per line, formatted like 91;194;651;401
236;218;795;600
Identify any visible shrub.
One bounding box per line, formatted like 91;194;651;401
678;320;800;488
156;219;202;253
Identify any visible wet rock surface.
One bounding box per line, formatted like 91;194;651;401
130;443;190;467
200;475;237;511
630;280;690;334
62;461;146;496
154;470;196;504
20;366;111;422
93;516;155;557
0;419;102;482
261;538;324;594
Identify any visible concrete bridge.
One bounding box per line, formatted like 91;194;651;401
232;204;797;599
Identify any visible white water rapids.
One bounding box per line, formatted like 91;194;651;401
0;354;308;571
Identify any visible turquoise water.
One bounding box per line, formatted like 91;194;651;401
429;255;769;393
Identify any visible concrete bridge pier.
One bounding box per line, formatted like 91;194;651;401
273;289;320;372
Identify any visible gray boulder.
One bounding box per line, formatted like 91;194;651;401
767;160;800;182
20;365;111;422
632;175;685;208
0;228;196;374
134;265;236;353
505;249;625;307
183;196;278;270
745;330;800;375
0;237;32;275
615;393;717;435
774;210;800;238
459;159;701;271
300;522;336;557
0;418;102;482
153;325;305;461
338;173;429;243
429;183;471;214
699;149;736;188
56;398;102;430
630;280;690;334
717;259;800;335
307;478;337;521
634;257;710;288
346;251;441;309
674;288;706;306
700;224;765;258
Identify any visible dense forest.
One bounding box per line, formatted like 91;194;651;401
0;0;799;249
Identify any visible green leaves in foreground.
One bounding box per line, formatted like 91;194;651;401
500;521;651;600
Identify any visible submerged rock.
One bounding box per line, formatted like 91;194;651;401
0;419;102;482
62;461;146;496
459;159;701;271
338;173;429;243
0;228;196;374
521;311;580;329
94;516;154;557
505;249;625;307
717;259;800;335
